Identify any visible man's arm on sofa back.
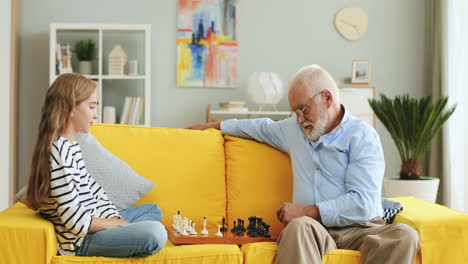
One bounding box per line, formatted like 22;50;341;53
391;197;468;264
0;202;58;264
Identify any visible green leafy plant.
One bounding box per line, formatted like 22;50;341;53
368;94;456;180
74;39;96;61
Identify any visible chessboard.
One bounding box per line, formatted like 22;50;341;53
167;225;278;245
167;213;278;245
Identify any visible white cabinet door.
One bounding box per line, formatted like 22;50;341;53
339;86;376;128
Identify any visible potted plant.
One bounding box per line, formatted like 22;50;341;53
74;39;96;75
368;94;456;202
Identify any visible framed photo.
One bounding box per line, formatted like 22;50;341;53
351;60;371;84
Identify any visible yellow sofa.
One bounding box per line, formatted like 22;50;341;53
1;124;467;264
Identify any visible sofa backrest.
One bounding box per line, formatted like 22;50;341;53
224;136;293;236
90;124;227;226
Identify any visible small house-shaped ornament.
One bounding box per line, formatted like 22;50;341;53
108;45;128;75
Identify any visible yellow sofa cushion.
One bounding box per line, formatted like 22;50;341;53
391;197;468;264
240;239;421;264
90;124;226;227
0;203;58;264
224;136;293;237
52;242;242;264
241;242;362;264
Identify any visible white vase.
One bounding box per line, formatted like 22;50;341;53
103;106;116;124
383;177;440;203
78;61;92;75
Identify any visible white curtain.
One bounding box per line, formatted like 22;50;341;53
430;0;468;212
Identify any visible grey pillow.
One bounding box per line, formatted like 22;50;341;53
76;132;155;211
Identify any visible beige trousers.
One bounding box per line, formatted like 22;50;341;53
276;216;420;264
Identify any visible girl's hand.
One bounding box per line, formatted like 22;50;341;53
89;217;131;233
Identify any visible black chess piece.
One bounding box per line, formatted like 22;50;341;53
240;219;246;232
247;216;256;236
232;218;245;236
263;223;271;238
247;216;259;237
231;221;237;233
220;216;227;232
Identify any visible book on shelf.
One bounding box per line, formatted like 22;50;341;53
219;101;245;108
120;96;144;125
120;97;131;124
218;101;248;112
135;98;144;125
55;43;73;75
218;107;249;112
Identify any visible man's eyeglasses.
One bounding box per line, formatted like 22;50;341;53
291;90;324;119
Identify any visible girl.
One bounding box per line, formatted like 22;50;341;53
25;73;167;257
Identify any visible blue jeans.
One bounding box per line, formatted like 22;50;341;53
76;203;168;257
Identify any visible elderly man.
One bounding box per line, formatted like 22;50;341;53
187;65;420;264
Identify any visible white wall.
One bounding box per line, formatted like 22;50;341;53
0;0;13;211
17;0;427;190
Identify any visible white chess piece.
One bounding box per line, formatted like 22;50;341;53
215;224;223;237
185;219;192;233
180;221;189;236
174;211;182;232
172;215;176;229
200;217;208;235
190;222;197;235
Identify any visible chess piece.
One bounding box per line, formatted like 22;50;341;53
263;223;271;238
172;215;178;230
200;217;208;235
220;216;227;232
215;224;223;237
190;222;197;235
231;221;237;233
247;216;257;236
185;219;192;233
233;219;245;236
180;221;189;236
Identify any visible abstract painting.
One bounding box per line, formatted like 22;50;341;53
177;0;238;88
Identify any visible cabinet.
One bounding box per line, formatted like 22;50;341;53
338;84;376;128
49;24;151;126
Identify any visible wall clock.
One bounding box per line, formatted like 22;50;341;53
335;7;368;41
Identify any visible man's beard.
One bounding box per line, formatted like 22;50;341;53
301;110;328;141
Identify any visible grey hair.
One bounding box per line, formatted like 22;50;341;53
289;64;340;103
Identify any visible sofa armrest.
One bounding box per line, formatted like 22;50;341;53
390;197;468;264
0;202;58;264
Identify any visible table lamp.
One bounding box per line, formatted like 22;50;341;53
247;72;283;111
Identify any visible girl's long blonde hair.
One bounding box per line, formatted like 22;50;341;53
26;73;97;210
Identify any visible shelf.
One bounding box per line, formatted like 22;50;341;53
210;110;290;115
54;75;145;80
206;104;290;123
101;75;145;80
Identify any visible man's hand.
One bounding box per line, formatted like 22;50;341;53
185;121;221;130
276;202;322;225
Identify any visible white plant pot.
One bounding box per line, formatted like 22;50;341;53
383;177;440;203
78;61;92;75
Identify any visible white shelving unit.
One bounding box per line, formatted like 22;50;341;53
49;23;151;126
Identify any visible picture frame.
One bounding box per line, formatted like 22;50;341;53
351;60;371;84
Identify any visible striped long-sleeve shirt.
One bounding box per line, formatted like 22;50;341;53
39;136;121;255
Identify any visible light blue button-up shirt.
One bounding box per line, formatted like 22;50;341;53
220;107;384;227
